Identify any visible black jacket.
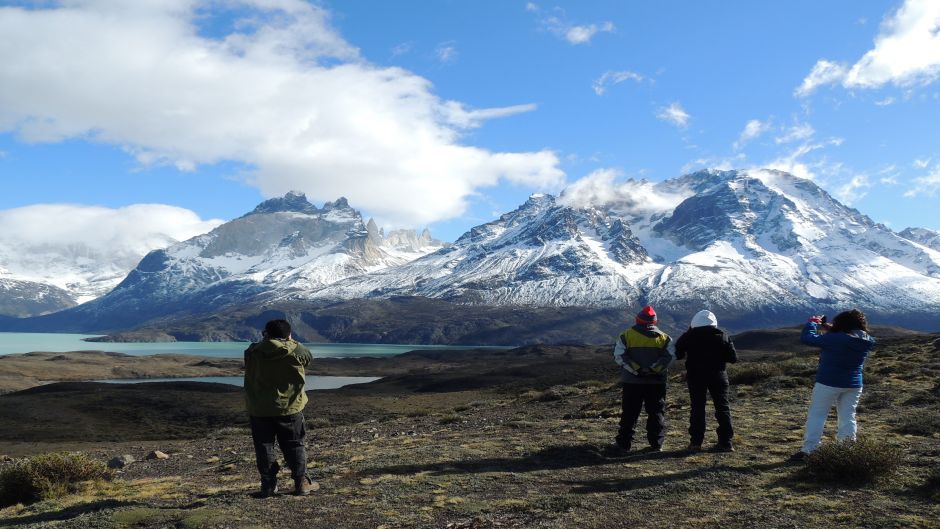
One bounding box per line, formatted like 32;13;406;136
675;326;737;372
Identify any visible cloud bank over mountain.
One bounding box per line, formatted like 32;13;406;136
0;0;564;227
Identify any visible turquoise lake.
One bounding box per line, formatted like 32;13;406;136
0;332;499;359
95;375;380;389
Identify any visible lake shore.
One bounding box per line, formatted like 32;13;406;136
0;346;506;394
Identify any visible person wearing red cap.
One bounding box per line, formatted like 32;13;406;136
613;305;675;452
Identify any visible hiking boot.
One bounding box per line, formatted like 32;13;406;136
716;442;735;453
687;443;703;453
789;450;809;462
647;444;664;453
259;482;278;498
293;475;319;496
614;436;631;452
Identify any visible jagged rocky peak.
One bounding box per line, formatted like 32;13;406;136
322;197;352;211
900;227;940;251
366;218;380;239
248;191;320;216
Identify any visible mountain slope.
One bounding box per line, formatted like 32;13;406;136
900;227;940;252
281;170;940;331
5;192;442;332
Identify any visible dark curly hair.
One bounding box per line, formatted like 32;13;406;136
830;309;869;334
263;319;292;339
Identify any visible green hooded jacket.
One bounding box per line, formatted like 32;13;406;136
244;338;313;417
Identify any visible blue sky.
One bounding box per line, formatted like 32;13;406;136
1;0;938;244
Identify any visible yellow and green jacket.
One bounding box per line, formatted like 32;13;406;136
244;338;313;417
613;324;674;384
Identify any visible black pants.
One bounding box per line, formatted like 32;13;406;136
249;413;308;484
618;383;667;448
687;370;733;446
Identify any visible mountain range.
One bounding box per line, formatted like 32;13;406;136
2;170;939;342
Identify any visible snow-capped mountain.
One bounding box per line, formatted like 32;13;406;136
285;170;940;329
20;192;443;330
287;193;659;306
0;275;77;317
0;232;184;317
900;227;940;252
5;170;939;336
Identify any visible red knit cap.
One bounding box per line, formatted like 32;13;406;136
635;305;657;325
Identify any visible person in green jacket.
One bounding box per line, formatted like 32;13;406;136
244;319;316;497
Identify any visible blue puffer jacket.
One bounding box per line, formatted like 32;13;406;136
801;322;875;388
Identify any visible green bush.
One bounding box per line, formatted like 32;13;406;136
728;363;784;385
0;452;112;506
800;438;902;485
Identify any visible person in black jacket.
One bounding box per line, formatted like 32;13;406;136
675;309;738;452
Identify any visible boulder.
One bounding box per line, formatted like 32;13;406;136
145;450;170;460
107;454;136;469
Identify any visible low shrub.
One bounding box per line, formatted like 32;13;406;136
438;414;461;425
305;417;331;429
893;410;940;436
0;452;112;507
925;466;940;500
800;438;902;485
857;389;894;412
753;375;810;395
728;363;784;385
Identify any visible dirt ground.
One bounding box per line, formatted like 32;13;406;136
1;330;938;529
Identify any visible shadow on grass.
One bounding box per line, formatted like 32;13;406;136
567;460;792;494
365;443;689;477
0;499;139;527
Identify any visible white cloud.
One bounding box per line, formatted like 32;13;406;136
913;158;931;169
558;168;688;214
528;6;614;45
0;1;564;227
833;174;872;204
656;102;690;128
905;165;940;197
764;143;828;181
592;70;644;95
795;59;849;97
796;0;940;97
435;41;457;63
875;96;896;106
564;22;615;45
0;203;222;292
733;119;771;150
775;123;815;144
442;103;538;128
0;203;221;253
391;42;412;57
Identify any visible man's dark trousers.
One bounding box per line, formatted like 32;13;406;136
618;383;667;448
687;371;733;446
249;413;308;485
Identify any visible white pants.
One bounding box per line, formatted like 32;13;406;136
801;382;863;453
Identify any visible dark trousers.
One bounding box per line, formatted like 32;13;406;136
687;370;733;445
618;383;667;448
249;412;308;484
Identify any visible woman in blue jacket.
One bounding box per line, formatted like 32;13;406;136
796;309;875;458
